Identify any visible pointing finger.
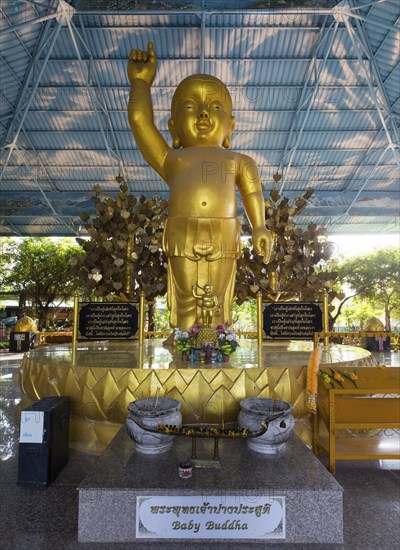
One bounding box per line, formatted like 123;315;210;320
148;41;157;62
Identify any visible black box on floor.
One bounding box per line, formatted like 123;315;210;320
9;331;37;352
17;396;70;487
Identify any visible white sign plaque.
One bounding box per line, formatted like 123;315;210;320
136;495;285;539
19;411;44;443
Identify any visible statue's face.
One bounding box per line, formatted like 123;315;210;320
169;77;235;148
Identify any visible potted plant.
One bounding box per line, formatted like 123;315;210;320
216;324;239;361
173;328;192;360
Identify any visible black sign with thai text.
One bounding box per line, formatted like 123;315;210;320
78;302;138;340
263;302;323;340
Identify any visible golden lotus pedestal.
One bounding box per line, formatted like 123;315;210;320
19;339;377;453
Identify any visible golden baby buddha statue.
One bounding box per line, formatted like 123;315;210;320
128;42;274;330
192;283;220;328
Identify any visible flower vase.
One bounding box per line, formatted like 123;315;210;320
223;354;230;362
182;352;188;361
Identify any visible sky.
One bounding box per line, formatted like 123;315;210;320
327;233;399;259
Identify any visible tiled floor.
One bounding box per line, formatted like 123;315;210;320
0;350;399;549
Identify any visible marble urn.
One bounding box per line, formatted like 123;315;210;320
238;397;295;454
126;397;182;454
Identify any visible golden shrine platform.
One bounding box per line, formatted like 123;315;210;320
19;339;377;453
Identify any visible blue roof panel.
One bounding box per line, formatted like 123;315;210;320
0;1;399;236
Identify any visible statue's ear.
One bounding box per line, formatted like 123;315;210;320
223;116;236;149
222;116;236;149
167;118;175;136
229;116;236;136
168;118;181;149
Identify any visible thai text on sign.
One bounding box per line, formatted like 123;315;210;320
136;495;285;539
263;302;323;340
78;302;138;340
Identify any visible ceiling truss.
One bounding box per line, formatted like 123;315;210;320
0;0;399;236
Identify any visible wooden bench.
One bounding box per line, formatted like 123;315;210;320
314;368;400;473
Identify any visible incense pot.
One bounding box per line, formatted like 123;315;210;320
126;397;182;454
238;398;295;454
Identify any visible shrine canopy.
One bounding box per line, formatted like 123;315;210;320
1;0;399;237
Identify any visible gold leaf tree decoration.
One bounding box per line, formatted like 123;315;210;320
236;188;339;308
70;184;168;302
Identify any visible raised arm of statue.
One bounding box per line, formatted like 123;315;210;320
192;284;201;300
237;155;275;263
127;42;170;180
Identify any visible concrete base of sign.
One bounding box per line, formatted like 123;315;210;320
78;428;343;545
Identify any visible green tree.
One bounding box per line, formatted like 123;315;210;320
231;298;257;332
337;297;377;330
0;237;18;290
3;238;80;330
152;297;170;332
337;247;400;330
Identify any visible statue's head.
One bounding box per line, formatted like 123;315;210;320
168;74;236;149
364;316;384;331
14;316;37;332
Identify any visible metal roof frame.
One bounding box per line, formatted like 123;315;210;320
279;17;340;192
67;15;128;180
1;0;399;236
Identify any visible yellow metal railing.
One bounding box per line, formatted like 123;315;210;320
145;331;172;339
313;331;399;351
236;330;257;339
37;331;73;346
